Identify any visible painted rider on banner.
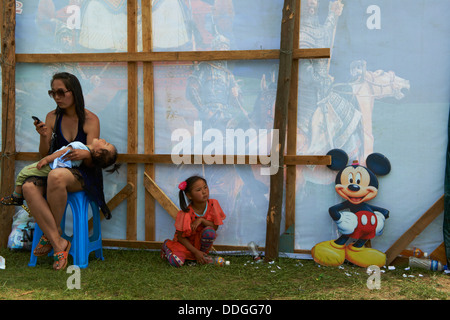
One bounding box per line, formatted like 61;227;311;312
186;33;242;132
298;0;363;168
298;0;409;185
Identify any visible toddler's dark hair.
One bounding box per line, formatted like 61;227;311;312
179;175;207;212
91;145;121;173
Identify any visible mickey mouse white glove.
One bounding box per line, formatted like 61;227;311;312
374;211;386;236
335;211;358;235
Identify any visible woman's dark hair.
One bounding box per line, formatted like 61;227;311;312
91;145;121;173
51;72;86;127
179;175;207;212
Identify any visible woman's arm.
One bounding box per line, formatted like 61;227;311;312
84;110;100;145
63;110;100;166
37;111;56;157
80;110;100;167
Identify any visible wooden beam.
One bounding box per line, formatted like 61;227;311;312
102;238;315;255
385;195;444;266
430;242;448;265
88;183;135;230
117;154;333;165
101;239;255;252
15;48;329;63
285;0;301;237
0;0;16;248
143;172;179;220
106;183;135;212
102;239;163;249
102;239;252;253
126;0;138;241
265;0;296;262
284;155;331;165
15;152;331;166
142;0;156;241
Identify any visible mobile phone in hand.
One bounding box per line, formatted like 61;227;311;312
32;116;41;123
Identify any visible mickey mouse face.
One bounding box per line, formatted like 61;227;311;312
335;165;378;205
327;149;391;205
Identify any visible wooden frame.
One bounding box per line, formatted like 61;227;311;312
1;0;331;251
1;0;444;265
0;0;16;247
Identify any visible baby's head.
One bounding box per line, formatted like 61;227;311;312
90;138;120;173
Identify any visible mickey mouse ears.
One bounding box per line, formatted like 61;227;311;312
326;149;391;176
326;149;349;171
366;153;391;176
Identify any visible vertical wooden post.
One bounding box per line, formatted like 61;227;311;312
0;0;16;248
264;0;296;261
126;0;138;240
142;0;156;240
283;0;300;251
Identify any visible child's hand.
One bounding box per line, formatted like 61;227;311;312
191;218;204;232
36;158;49;170
194;250;208;264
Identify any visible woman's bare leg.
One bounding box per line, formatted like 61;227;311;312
22;182;62;255
46;168;82;269
46;169;81;226
23;168;83;269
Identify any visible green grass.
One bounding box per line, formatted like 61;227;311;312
0;248;448;300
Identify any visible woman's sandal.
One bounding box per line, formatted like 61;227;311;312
33;235;53;257
0;194;23;206
53;240;71;271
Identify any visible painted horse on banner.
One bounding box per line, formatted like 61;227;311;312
348;60;410;161
298;60;410;187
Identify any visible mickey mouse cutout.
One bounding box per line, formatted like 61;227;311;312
311;149;391;268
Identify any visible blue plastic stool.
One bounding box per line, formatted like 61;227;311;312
28;191;104;268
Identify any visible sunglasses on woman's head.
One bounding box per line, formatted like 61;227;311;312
48;89;71;99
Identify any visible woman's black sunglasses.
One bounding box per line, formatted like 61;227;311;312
48;89;71;99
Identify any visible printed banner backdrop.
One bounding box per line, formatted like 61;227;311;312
10;0;450;255
295;0;450;255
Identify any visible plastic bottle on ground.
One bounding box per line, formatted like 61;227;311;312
401;247;428;258
409;257;447;271
205;255;230;266
248;241;262;263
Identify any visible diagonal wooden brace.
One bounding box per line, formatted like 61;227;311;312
143;172;179;220
385;195;444;266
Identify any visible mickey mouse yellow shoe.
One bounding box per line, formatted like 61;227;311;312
311;240;346;266
345;244;386;267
